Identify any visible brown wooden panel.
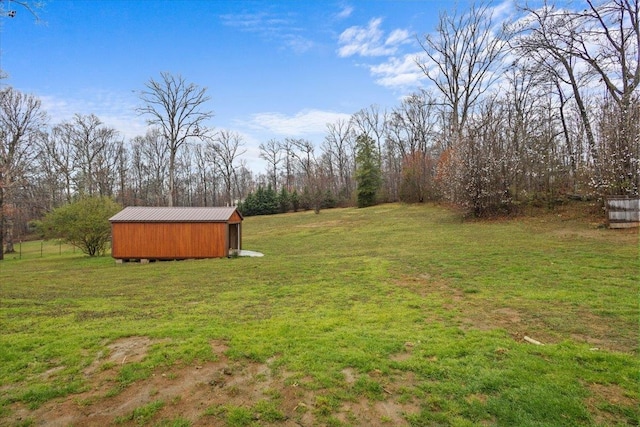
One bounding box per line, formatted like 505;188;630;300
112;222;229;259
229;211;242;223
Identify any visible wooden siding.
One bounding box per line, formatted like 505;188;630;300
228;210;242;223
111;222;230;259
607;197;640;229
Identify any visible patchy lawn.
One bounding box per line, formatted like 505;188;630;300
1;203;637;426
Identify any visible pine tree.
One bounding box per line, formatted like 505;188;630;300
355;135;382;208
278;187;290;213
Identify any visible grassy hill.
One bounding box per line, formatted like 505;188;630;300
0;203;637;426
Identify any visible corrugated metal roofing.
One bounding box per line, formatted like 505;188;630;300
109;207;241;223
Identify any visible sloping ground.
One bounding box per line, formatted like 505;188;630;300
1;203;637;426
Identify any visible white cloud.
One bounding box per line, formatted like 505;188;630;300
490;0;515;23
370;53;425;89
337;18;410;58
336;5;354;19
247;109;351;136
386;29;410;46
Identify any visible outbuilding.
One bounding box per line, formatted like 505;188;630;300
109;207;243;261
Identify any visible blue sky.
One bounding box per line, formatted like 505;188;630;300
1;0;506;170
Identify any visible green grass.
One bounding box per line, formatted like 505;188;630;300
115;400;164;424
0;239;80;261
0;203;638;426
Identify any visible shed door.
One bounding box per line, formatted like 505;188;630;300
229;223;240;250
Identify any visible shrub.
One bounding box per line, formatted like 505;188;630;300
39;196;121;256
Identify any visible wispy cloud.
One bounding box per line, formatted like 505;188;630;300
40;90;147;140
219;11;294;41
284;34;316;54
246;109;351;137
220;11;315;53
336;5;354;20
337;18;411;58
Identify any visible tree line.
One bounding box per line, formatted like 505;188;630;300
1;0;638;257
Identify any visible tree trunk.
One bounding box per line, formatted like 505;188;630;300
0;181;4;261
4;217;15;253
168;150;176;207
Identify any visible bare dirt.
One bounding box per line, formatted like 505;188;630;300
7;337;420;426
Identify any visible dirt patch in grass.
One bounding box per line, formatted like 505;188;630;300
390;342;415;362
83;336;158;376
342;367;357;385
585;382;638;426
395;273;637;354
458;297;637;353
338;399;418;426
8;338;422;426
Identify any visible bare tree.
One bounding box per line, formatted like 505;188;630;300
575;0;639;195
174;142;196;206
386;91;439;202
65;114;120;197
235;159;254;202
94;132;124;198
137;72;213;206
417;2;506;146
193;142;214;206
516;0;639;195
288;138;327;213
0;0;43;21
128;140;148;205
207;130;246;206
33;133;63;211
501;61;552;200
575;0;639;115
131;128;168;206
114;140;129;205
350;105;386;157
259;139;282;191
42;121;76;203
513;2;598;169
322;118;355;203
280;138;297;191
0;87;47;258
289;138;316;180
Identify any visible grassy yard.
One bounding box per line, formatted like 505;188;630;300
0;203;637;426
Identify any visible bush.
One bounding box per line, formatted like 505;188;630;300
40;196;121;256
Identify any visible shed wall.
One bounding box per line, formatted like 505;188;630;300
607;197;640;229
228;210;242;223
111;222;229;259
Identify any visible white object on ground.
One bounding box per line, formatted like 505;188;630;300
238;250;264;257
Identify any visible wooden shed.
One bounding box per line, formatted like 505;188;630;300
109;207;243;261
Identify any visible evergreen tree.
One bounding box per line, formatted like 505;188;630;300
238;185;279;216
355;134;382;208
278;187;290;213
290;190;300;212
262;184;279;215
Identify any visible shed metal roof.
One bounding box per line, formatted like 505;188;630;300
109;207;242;223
